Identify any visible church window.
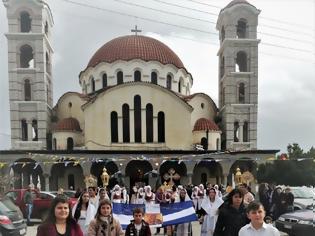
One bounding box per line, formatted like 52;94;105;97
20;11;31;33
146;104;153;143
151;72;157;84
166;74;172;89
46;52;51;74
24;79;31;101
216;138;220;150
67;137;74;150
32;119;38;141
134;70;141;82
220;56;225;78
53;138;57;150
111;111;118;143
102;73;107;88
239;83;245;103
201;137;208;150
236;51;248;72
134;95;142;143
91;77;95;92
45;21;48;35
158;112;165;142
221;26;225;42
237;19;247;38
234;121;240;142
243;121;249;142
117;71;123;85
122;104;130;143
68;102;72;108
201;103;204;109
21;119;28;141
20;45;34;68
178;78;184;93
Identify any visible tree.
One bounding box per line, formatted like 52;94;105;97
287;143;304;160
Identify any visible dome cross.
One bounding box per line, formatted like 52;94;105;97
131;25;142;35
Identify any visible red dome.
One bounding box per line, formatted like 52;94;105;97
55;117;81;132
86;35;185;69
193;118;220;132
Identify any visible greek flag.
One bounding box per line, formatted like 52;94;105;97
112;201;197;229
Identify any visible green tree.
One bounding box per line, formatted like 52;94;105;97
287;143;304;160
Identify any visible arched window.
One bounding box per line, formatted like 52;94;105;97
146;104;153;143
134;70;141;82
158;112;165;142
53;138;57;150
20;45;33;68
216;138;220;150
134;95;141;143
221;26;225;42
67;137;74;150
24;79;31;101
234;121;239;142
21;119;28;141
32;119;38;141
111;112;118;143
201;137;208;150
122;104;130;143
91;77;95;92
237;19;247;38
151;72;157;84
68;174;75;190
178;78;184;93
239;83;245;103
166;74;172;89
20;11;31;32
102;73;107;88
236;51;248;72
117;71;123;85
243;121;249;142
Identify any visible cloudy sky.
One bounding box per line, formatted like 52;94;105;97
0;0;314;153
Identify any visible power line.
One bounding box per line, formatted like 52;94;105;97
60;0;315;55
112;0;314;45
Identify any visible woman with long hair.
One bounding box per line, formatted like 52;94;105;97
72;190;96;235
36;195;83;236
87;199;124;236
213;188;249;236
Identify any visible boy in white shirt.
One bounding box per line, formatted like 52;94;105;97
239;201;280;236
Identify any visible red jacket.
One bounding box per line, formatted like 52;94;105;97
36;221;83;236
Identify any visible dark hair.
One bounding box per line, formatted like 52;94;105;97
246;201;264;214
43;195;73;224
133;207;144;216
74;190;89;221
96;199;112;219
226;188;244;206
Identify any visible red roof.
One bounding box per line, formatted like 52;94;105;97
193;118;220;132
86;35;185;69
55;117;81;132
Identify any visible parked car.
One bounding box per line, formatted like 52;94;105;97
4;189;54;220
290;186;315;210
275;205;315;236
49;190;77;207
0;197;27;236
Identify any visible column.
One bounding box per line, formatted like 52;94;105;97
141;109;146;143
27;121;32;141
153;117;158;142
130;109;135;143
118;117;123;143
44;174;50;191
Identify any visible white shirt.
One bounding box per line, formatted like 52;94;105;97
239;222;280;236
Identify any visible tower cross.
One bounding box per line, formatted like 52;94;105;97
131;25;142;35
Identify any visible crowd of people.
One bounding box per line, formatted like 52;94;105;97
34;181;295;236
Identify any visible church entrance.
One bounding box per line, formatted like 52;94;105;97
125;160;152;189
229;158;257;187
90;159;118;190
159;160;187;186
192;159;223;186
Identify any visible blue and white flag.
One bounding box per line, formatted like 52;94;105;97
112;201;197;229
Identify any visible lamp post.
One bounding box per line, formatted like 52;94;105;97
101;167;109;188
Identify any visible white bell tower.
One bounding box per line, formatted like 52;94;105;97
216;0;260;150
3;0;54;150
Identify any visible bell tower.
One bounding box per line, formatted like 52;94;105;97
3;0;54;149
216;0;260;150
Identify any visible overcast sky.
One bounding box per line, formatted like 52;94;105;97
0;0;314;153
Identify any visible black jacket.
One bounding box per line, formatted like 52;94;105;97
125;220;151;236
213;204;249;236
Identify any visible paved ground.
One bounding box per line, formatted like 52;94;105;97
26;220;288;236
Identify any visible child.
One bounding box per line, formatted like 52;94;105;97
125;207;151;236
239;201;280;236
